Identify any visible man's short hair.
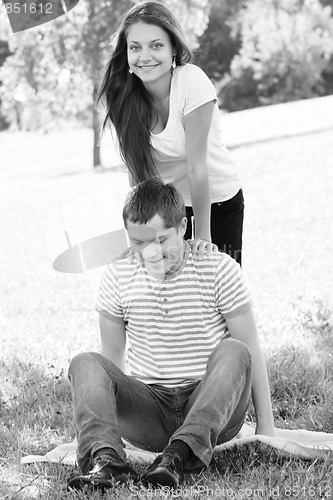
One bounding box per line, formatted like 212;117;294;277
122;178;186;228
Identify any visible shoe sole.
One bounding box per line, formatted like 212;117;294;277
143;467;179;488
68;477;113;491
68;473;137;491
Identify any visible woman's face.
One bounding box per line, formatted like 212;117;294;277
126;21;174;87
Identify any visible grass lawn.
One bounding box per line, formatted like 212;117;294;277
1;99;333;499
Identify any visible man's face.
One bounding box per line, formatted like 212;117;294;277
126;214;186;278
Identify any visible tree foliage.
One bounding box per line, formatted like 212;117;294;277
195;0;245;83
0;9;12;129
221;0;333;111
0;5;91;130
164;0;210;49
319;0;333;9
0;8;11;41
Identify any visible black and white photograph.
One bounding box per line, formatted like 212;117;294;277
1;0;333;498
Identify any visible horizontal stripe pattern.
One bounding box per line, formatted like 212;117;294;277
96;246;251;387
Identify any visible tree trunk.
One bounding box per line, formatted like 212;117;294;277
93;81;101;168
90;2;101;169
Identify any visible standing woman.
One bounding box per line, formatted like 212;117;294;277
98;0;244;265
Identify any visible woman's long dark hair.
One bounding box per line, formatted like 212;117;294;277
98;1;193;184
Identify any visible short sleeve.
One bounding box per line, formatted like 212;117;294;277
215;255;252;318
96;264;123;320
181;64;217;116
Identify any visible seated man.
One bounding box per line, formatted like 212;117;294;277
68;178;275;491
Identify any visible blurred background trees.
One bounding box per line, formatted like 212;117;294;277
0;0;333;165
195;0;245;84
220;0;333;110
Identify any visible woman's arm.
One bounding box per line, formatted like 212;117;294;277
184;101;215;256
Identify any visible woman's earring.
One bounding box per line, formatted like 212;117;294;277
129;68;133;74
172;56;176;69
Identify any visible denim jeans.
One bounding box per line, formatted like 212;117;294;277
68;338;252;473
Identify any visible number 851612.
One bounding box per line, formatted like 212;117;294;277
4;2;53;14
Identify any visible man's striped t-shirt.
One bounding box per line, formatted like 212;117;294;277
96;243;251;387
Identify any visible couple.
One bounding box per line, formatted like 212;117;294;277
67;0;274;491
67;178;275;492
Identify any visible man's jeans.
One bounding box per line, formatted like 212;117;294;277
68;338;252;473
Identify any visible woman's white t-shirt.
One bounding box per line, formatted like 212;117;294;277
150;64;241;206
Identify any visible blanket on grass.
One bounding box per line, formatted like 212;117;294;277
21;423;333;466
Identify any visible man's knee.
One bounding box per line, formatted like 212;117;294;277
68;352;100;380
211;338;251;370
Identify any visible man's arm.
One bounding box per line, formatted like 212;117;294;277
226;308;276;436
99;314;127;372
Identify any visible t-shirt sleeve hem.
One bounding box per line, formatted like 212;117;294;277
97;309;124;322
183;96;217;116
222;300;252;319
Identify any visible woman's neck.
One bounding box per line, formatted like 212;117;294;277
144;71;172;104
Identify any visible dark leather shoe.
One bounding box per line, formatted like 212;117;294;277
68;457;138;491
142;452;183;488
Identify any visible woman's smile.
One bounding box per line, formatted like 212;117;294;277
137;63;160;70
